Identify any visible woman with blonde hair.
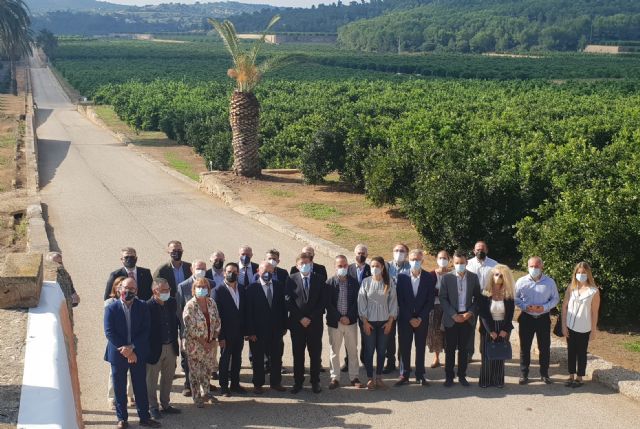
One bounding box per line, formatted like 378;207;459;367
478;264;515;388
183;277;221;407
562;262;600;388
358;256;398;390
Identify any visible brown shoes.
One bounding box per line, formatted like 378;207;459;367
366;379;376;390
116;421;128;429
270;384;287;392
350;378;364;388
329;379;340;390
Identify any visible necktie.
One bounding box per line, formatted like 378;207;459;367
266;284;273;307
303;276;309;302
244;267;250;286
128;271;135;280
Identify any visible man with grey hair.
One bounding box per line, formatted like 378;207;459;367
515;256;559;385
290;245;328;283
206;250;225;286
104;247;153;301
348;244;371;286
146;278;181;419
47;251;79;323
176;259;216;396
238;245;259;288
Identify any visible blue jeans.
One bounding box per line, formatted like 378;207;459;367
363;321;389;378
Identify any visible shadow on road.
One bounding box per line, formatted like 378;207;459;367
37;139;70;188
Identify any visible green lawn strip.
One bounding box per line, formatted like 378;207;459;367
164;152;199;181
623;340;640;353
298;202;341;220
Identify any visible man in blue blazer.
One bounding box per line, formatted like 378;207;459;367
246;260;288;393
395;249;436;386
104;278;159;428
212;262;247;397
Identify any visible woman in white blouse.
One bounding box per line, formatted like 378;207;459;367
562;262;600;388
358;256;398;390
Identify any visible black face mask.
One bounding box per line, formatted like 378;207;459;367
225;272;238;283
213;260;224;270
240;255;251;265
123;256;137;269
122;290;136;302
170;250;183;262
476;251;487;260
356;255;366;264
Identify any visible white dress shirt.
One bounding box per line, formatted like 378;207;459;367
456;273;468;312
225;282;240;309
411;272;421;297
466;256;498;290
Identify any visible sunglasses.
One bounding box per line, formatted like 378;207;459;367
493;273;504;278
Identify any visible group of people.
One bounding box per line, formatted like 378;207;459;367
102;240;601;429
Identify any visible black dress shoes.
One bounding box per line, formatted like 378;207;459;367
459;377;470;387
382;362;396;374
290;384;303;394
443;378;454;387
541;376;552;384
417;377;429;386
312;383;322;393
518;376;529;385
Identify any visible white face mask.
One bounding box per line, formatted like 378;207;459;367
336;267;348;277
576;273;588;283
409;260;422;271
268;259;278;268
454;263;466;274
437;258;449;268
159;292;170;302
528;267;542;279
371;266;382;276
393;251;406;263
194;269;206;279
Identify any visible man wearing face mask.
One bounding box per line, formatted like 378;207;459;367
246;261;288;393
515;256;559;385
205;250;225;286
465;241;499;362
154;241;192;297
146;278;181;420
213;263;247;396
238;245;259;289
286;252;325;393
383;243;410;374
439;250;482;387
395;249;436;386
104;278;159;428
176;260;215;397
348;244;371;286
105;247;154;301
266;249;289;289
290;246;328;283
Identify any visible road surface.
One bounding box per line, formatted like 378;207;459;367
31;63;640;429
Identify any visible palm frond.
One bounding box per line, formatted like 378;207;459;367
249;15;281;64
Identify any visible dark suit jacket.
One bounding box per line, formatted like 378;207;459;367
479;296;515;334
285;272;325;329
396;270;436;323
104;266;153;301
290;263;328;284
245;281;288;339
272;266;290;290
439;271;482;329
325;275;359;328
238;262;260;288
104;298;150;366
347;263;371;287
146;297;180;364
154;261;192;297
212;283;246;341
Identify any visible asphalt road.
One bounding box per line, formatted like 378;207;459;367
31;63;640;429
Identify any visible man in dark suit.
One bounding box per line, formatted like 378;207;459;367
326;255;362;389
439;250;482;387
104;277;160;428
246;260;288;393
145;278;181;420
213;262;247;397
104;247;154;301
238;245;259;289
176;259;216;397
395;249;436;386
205;250;225;286
347;244;371;286
153;240;192;297
290;246;328;283
266;249;289;289
286;252;325;393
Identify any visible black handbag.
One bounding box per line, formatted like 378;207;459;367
553;314;564;337
485;338;512;361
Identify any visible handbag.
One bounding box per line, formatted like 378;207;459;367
553;313;564;337
485;337;512;361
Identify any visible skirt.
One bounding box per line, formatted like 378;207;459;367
479;320;508;387
427;304;445;353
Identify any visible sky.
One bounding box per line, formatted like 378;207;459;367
107;0;323;7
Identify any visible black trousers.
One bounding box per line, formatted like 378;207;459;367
290;323;323;386
218;335;244;388
444;321;472;380
398;319;429;379
250;332;284;387
181;349;190;389
385;320;398;365
518;312;551;377
567;329;590;377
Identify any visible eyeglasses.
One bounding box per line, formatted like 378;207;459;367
493;273;504;278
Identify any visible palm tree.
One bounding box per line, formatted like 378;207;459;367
208;15;280;177
0;0;33;94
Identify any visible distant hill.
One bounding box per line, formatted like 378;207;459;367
25;0;123;13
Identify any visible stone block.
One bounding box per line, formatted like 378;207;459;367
0;253;43;308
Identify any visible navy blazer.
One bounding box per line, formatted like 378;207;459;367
245;281;288;339
396;270;436;323
285;272;325;328
212;283;246;341
146;297;180;364
347;263;371;287
479;295;515;334
272;266;290;290
104;298;150;366
154;261;192;297
290;263;328;284
325;275;359;328
104;266;154;301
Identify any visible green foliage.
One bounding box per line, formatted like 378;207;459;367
624;341;640;353
298;203;341;220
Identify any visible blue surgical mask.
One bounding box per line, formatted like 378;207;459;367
299;263;312;274
371;267;382;276
261;272;272;282
195;287;208;298
454;264;466;274
159;292;170;302
409;260;422;271
576;273;588;283
528;267;542;279
336;267;348;277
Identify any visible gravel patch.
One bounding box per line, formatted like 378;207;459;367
0;308;28;425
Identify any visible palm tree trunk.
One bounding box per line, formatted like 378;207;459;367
230;90;261;177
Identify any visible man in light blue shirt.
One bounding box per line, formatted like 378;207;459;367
515;256;559;385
